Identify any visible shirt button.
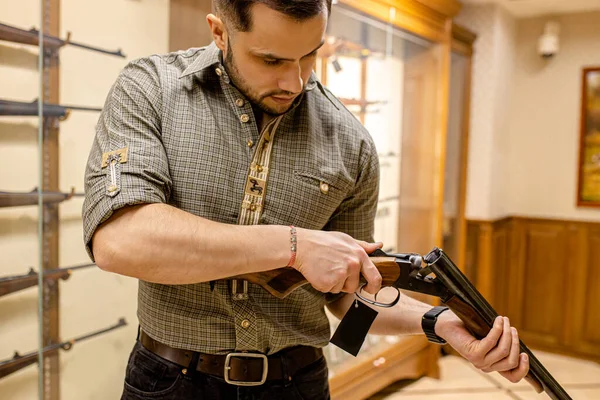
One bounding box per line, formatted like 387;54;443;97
256;165;263;172
247;140;254;148
241;319;251;329
250;205;257;212
240;114;250;123
320;182;329;194
215;67;223;76
236;98;245;107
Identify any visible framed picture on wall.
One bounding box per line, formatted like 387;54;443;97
577;67;600;208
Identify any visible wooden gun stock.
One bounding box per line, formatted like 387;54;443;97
0;263;95;298
233;256;400;299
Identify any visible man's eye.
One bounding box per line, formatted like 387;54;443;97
264;59;280;66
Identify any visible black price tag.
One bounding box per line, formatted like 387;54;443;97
330;298;379;356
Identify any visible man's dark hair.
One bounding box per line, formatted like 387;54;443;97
214;0;332;32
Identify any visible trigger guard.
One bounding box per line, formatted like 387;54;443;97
356;285;401;308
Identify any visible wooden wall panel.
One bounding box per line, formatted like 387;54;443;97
490;224;509;315
465;221;480;282
575;226;600;354
467;216;600;362
583;231;600;343
518;222;567;346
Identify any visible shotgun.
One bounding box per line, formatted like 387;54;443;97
0;318;127;380
234;247;572;400
0;98;102;119
0;187;84;208
0;22;125;58
0;263;95;298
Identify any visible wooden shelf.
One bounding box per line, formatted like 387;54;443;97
330;337;437;400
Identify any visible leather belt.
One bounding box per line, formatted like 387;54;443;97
139;330;323;386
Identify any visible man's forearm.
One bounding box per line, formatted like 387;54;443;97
92;203;289;284
327;292;434;336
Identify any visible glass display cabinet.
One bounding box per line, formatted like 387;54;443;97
316;2;474;399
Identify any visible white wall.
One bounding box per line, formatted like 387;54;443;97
0;1;169;399
456;4;517;220
506;11;600;221
458;5;600;222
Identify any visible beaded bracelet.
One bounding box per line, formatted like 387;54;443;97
287;225;297;267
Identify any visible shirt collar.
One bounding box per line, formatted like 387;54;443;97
181;42;322;85
178;42;335;108
179;42;222;79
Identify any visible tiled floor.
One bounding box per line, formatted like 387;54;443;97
370;351;600;400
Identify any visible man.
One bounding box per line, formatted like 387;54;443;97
83;1;532;399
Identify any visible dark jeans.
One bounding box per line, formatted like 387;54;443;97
121;341;331;400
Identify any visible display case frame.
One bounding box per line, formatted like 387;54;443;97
314;1;475;398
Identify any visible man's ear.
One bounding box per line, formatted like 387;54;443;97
207;14;227;51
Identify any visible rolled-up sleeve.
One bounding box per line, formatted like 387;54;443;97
82;59;172;261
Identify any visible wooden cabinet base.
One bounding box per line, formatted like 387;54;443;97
329;336;438;400
467;216;600;362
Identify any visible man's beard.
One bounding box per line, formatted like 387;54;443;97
224;42;300;116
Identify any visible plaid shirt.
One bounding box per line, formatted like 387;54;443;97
82;42;379;355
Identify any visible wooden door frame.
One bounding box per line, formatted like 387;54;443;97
449;23;476;269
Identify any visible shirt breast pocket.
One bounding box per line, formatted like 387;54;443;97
291;169;354;230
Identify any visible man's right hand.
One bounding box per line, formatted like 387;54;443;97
292;228;383;295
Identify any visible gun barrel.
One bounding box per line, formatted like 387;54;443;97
0;23;125;58
0;99;102;117
0;188;85;208
67;40;126;58
0;319;127;380
426;249;572;400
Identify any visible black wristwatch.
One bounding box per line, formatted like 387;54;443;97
422;306;450;344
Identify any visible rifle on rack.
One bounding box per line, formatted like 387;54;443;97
338;98;388;107
0;263;95;298
234;247;572;400
0;22;125;58
319;35;378;59
338;98;387;113
0;187;84;208
0;98;102;119
0;318;127;380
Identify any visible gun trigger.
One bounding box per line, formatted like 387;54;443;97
355;288;400;308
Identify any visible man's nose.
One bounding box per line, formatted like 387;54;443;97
278;64;303;94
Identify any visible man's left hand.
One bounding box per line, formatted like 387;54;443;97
436;312;542;392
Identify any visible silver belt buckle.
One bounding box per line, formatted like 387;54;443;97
224;352;268;386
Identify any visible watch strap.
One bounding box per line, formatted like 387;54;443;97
422;306;450;344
